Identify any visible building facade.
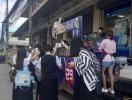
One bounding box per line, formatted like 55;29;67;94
12;0;132;58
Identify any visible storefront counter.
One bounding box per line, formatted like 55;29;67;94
116;46;132;57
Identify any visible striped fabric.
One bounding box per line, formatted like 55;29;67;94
75;49;100;91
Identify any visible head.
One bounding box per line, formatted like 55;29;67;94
34;44;41;50
28;46;32;53
39;48;45;57
98;27;104;33
44;45;54;54
81;34;89;49
106;30;113;40
16;48;27;69
70;38;82;57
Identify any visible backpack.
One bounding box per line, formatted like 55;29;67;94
14;66;34;88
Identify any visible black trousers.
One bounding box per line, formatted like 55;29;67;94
12;84;33;100
36;80;41;100
73;73;97;100
40;79;58;100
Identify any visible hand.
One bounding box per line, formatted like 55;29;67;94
61;40;65;46
97;42;100;46
31;49;36;56
55;43;59;48
68;62;74;68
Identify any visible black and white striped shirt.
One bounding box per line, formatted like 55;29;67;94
75;49;100;91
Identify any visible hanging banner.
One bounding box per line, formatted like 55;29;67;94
52;16;82;38
52;17;65;39
63;16;82;37
59;57;75;92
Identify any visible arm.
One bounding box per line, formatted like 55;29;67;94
35;58;41;72
12;55;16;65
61;41;69;50
98;40;105;52
74;50;91;72
53;46;57;55
56;56;62;69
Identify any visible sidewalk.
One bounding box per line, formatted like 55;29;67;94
0;64;12;100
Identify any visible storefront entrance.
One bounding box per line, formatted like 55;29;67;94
104;1;132;58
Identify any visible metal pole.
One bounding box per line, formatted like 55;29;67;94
29;6;32;46
130;0;132;58
5;0;9;61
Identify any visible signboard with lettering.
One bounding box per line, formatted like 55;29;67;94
52;16;82;38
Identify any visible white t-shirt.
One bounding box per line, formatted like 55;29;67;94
23;58;30;71
12;54;17;65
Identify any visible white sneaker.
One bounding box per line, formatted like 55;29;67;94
110;90;115;94
102;88;108;93
108;88;115;94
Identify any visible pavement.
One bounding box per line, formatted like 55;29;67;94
0;64;12;100
0;63;72;100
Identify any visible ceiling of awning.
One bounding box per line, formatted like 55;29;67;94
13;20;29;37
97;0;131;10
12;0;85;37
32;0;71;24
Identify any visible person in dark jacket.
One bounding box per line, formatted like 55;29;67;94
96;27;106;46
39;45;61;100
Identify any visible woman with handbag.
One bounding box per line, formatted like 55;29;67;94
12;48;39;100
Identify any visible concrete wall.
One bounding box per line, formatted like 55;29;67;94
93;5;104;33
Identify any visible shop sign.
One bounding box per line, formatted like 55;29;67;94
52;16;82;38
63;17;80;31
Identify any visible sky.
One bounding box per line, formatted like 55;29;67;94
0;0;27;38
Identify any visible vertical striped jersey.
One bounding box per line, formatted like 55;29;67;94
75;49;100;91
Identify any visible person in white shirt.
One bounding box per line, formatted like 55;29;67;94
12;48;39;100
12;54;17;65
99;30;116;94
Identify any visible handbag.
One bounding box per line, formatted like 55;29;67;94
15;66;34;89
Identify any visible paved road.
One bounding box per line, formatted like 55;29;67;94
0;64;72;100
0;64;12;100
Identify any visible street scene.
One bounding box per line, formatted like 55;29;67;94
0;0;132;100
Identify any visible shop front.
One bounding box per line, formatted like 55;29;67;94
104;1;132;58
101;0;132;96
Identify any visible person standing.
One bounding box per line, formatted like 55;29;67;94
96;27;106;48
99;30;116;94
12;48;39;100
69;38;100;100
39;45;62;100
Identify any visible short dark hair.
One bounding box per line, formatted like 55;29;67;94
44;45;53;52
106;30;113;40
16;48;27;69
70;38;82;57
98;27;103;30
